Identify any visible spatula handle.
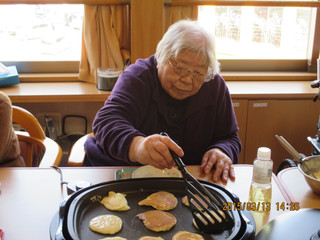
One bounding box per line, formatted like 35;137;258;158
160;132;185;170
170;150;185;170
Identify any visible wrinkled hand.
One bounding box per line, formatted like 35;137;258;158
200;148;235;183
129;134;184;169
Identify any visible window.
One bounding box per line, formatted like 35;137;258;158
0;4;83;73
0;1;319;75
198;6;311;59
197;3;320;72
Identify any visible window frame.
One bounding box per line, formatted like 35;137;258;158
170;0;320;73
0;0;319;77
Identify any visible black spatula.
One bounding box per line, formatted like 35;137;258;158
160;132;234;234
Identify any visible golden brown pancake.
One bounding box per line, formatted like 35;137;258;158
172;231;204;240
89;214;122;234
136;210;177;232
138;191;178;210
101;191;130;211
192;210;226;228
99;237;127;240
181;194;209;210
138;237;164;240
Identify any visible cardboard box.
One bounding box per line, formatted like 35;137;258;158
0;66;19;87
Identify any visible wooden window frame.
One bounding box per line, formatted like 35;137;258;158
0;0;319;80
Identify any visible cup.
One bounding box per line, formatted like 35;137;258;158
97;68;122;91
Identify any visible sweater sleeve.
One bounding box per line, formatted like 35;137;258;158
92;66;155;164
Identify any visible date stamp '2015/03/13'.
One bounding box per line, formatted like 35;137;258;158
222;202;300;212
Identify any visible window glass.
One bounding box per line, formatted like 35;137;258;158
0;4;83;62
198;6;312;59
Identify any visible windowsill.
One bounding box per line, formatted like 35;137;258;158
1;71;318;103
3;82;111;103
222;71;317;81
17;71;317;82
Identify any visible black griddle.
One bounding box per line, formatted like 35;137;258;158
50;178;255;240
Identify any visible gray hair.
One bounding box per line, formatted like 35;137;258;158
155;19;220;79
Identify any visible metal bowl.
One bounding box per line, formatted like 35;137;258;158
298;155;320;195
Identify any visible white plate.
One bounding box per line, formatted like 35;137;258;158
132;165;182;178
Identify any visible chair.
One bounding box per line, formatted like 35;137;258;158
68;132;93;166
12;105;62;167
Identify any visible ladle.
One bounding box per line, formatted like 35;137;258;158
275;135;318;179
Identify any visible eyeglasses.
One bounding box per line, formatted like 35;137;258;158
168;59;213;81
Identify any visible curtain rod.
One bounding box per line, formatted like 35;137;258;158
0;0;319;7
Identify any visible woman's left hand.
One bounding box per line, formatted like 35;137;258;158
200;148;235;183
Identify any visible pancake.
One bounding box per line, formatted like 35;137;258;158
138;191;178;210
89;214;122;234
99;237;127;240
138;237;164;240
192;210;226;228
101;191;130;211
181;194;209;210
172;231;204;240
136;210;177;232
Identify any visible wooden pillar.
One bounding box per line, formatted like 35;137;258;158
130;0;164;63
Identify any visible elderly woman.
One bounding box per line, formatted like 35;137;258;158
0;91;25;167
85;20;241;182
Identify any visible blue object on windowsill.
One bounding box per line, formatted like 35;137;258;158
0;65;19;87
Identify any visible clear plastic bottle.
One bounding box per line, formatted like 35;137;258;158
249;147;273;211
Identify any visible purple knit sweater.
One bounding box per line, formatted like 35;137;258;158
84;55;241;166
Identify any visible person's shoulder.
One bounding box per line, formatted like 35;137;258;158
209;73;225;83
116;55;158;88
125;55;157;76
203;73;227;90
0;91;11;106
197;73;230;103
109;55;158;99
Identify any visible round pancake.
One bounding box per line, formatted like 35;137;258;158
136;210;177;232
101;191;130;211
138;237;164;240
192;210;226;228
172;231;204;240
99;237;127;240
181;195;209;210
138;191;178;210
89;214;122;234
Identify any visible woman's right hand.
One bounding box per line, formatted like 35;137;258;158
129;134;184;169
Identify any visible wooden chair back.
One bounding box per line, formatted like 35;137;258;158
68;133;93;166
12;105;62;167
